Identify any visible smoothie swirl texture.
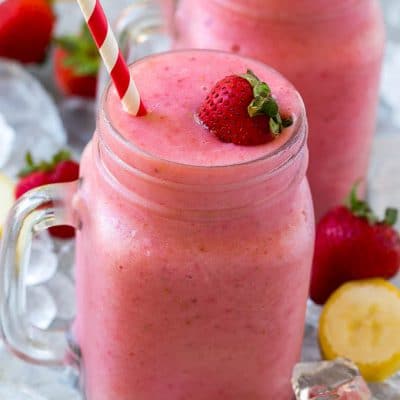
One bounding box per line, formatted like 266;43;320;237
105;51;302;167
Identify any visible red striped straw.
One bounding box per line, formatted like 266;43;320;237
76;0;146;116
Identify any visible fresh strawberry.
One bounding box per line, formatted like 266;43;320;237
53;24;100;98
51;160;80;183
15;171;51;199
310;186;400;305
0;0;55;64
16;150;80;239
198;70;292;145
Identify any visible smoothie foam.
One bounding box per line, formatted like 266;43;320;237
105;51;302;167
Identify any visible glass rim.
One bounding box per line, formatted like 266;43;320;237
100;49;306;171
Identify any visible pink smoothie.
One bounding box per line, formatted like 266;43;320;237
175;0;385;219
74;51;314;399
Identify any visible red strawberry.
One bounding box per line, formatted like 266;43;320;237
198;70;292;145
16;151;80;239
53;24;100;98
0;0;55;64
310;186;400;305
15;171;51;199
51;160;80;183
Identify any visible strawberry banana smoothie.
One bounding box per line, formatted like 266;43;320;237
175;0;385;219
74;51;314;399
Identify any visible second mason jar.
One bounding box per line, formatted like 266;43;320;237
174;0;385;219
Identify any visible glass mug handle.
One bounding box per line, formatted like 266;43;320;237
0;181;78;365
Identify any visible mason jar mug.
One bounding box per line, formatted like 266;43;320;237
0;50;315;399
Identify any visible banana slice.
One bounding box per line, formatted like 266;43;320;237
319;278;400;381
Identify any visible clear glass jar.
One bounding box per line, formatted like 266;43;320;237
0;50;314;399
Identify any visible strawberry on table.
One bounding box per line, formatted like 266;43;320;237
310;186;400;305
198;70;292;145
16;150;80;239
53;24;100;98
15;170;51;199
0;0;55;64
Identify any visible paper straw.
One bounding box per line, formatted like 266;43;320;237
76;0;146;116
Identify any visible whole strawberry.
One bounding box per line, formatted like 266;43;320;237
16;150;80;239
0;0;55;64
310;186;400;305
54;24;100;98
198;70;292;145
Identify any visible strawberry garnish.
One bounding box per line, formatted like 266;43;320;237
16;150;80;239
53;24;100;98
310;185;400;305
0;0;55;64
198;70;292;145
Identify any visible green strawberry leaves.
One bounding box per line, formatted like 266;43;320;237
241;70;293;136
54;24;100;76
18;150;71;178
384;208;398;226
346;183;398;226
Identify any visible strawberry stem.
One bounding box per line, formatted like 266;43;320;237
54;23;100;76
241;70;292;136
385;208;398;226
346;183;398;226
18;150;72;178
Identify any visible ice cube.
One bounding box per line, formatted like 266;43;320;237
0;59;66;177
292;359;372;400
26;286;57;330
54;239;76;280
47;272;76;320
26;232;58;286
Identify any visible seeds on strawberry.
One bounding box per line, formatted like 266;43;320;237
310;185;400;305
198;70;292;146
